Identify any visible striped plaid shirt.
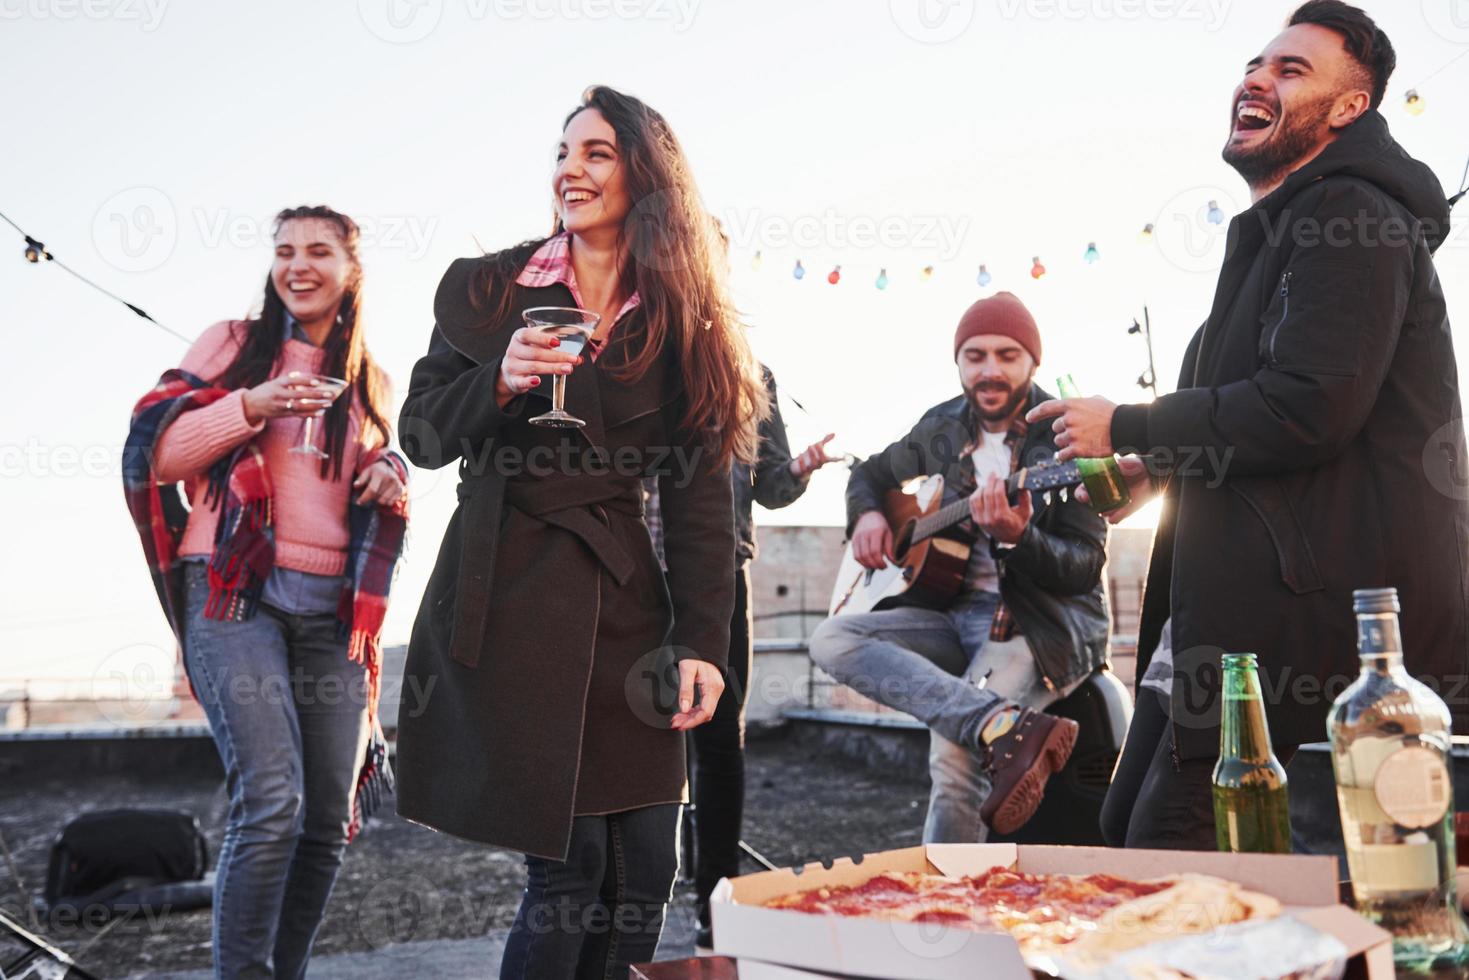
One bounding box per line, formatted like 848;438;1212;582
516;232;642;360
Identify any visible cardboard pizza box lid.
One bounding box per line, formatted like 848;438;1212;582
710;843;1391;980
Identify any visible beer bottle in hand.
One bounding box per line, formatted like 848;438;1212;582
1055;374;1130;514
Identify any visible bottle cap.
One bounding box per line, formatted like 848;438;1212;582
1352;588;1400;615
1221;652;1258;669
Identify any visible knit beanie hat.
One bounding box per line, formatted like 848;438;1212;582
952;291;1042;364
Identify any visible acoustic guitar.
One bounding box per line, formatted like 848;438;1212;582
827;458;1084;617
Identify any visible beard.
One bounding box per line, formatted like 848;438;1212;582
1222;92;1335;188
967;380;1030;425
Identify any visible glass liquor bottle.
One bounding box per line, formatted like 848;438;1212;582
1055;374;1130;514
1328;587;1469;971
1213;652;1292;853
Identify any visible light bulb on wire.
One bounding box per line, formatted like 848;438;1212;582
750;250;763;272
1206;201;1224;225
1083;242;1099;264
920;265;935;283
828;265;841;285
1405;89;1426;116
23;236;48;263
875;268;889;290
977;264;991;287
793;259;805;281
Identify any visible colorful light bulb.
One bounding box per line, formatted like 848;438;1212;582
1138;223;1154;244
920;265;934;283
1084;242;1099;264
1405;89;1425;116
750;250;763;271
1207;201;1224;225
1030;256;1046;280
977;264;991;287
793;259;805;280
875;268;889;290
828;265;841;285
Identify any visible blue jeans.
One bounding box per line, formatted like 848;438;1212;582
181;563;370;980
501;804;680;980
809;592;1062;843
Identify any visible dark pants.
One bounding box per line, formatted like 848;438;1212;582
501;804;681;980
691;563;752;929
1100;687;1297;849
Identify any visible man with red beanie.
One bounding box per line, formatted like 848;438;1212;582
810;292;1109;840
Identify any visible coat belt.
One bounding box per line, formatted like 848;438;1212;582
450;475;642;668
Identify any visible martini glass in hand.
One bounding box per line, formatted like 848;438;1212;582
524;307;601;428
288;375;350;458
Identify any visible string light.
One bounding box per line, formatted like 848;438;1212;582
827;265;841;285
976;264;991;287
1207;201;1224;225
750;249;763;271
1405;89;1426;116
920;265;934;283
1030;256;1046;279
792;259;805;280
875;268;888;290
1083;242;1099;264
3;208;188;343
1138;223;1154;244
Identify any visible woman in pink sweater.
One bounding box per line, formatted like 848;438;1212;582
152;205;406;980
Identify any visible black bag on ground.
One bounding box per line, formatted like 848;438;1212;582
44;808;209;912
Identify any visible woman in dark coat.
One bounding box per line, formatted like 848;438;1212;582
394;86;767;980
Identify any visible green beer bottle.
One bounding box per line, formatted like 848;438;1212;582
1213;652;1292;853
1055;375;1131;513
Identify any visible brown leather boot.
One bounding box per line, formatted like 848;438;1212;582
978;707;1079;835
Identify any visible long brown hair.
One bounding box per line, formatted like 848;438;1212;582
216;205;393;481
469;86;767;466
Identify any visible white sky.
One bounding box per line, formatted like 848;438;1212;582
2;0;1466;689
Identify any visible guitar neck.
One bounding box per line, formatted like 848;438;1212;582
911;470;1025;544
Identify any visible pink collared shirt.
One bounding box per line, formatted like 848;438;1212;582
516;232;641;360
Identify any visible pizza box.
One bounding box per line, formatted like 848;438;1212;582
710;843;1394;979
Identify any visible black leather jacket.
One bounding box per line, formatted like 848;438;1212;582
844;385;1110;691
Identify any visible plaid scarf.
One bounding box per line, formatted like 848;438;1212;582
956;406;1029;643
123;368;409;841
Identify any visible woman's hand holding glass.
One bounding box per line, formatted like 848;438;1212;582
495;327;584;408
242;372;336;425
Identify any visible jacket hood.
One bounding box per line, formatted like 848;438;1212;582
1262;109;1452;252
